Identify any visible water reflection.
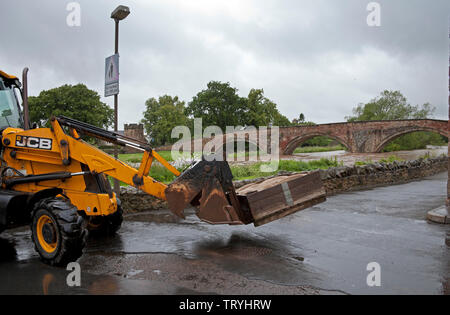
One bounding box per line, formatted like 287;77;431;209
192;232;319;286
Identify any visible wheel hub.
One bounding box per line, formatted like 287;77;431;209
36;214;58;253
42;223;56;244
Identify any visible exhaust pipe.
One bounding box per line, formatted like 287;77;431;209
22;67;30;130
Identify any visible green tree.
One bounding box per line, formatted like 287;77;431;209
141;95;189;146
186;81;246;131
244;89;290;126
292;113;305;125
272;111;292;126
346;90;435;121
29;84;113;129
289;115;332;147
292;113;315;126
346;90;445;151
383;131;446;152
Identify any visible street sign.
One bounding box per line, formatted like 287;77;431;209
105;54;119;97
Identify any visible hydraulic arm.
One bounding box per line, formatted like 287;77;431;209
56;116;326;226
2;116;326;226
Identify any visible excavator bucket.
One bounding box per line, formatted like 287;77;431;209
165;159;327;227
165;160;248;225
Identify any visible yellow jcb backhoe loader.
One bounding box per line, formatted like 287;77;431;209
0;68;326;266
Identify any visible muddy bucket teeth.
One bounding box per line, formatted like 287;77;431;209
165;159;326;226
165;159;249;224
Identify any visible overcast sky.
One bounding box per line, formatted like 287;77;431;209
2;0;449;128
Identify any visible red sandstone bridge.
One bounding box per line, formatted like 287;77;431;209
157;119;448;154
280;119;447;154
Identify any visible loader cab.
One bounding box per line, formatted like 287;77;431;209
0;70;24;129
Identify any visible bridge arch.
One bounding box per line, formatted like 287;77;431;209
200;133;262;160
222;139;262;161
374;127;448;153
283;133;350;155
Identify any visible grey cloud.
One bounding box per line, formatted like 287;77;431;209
1;0;448;128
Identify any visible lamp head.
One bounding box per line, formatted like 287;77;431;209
111;5;130;21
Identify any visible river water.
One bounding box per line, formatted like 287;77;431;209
288;146;447;166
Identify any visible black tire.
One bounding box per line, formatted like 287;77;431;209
87;204;123;236
31;197;87;266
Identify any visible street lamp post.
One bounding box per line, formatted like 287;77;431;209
110;5;130;195
447;23;450;245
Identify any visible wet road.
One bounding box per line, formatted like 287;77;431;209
1;172;449;295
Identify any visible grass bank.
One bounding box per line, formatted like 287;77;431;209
354;154;404;166
230;158;341;180
118;151;200;163
294;145;346;154
119;152;170;163
119;146;346;164
112;157;342;185
147;158;341;183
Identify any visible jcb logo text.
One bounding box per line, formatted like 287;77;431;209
16;136;53;150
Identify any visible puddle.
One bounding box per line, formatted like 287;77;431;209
125;211;181;224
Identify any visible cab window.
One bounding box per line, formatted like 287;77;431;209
0;77;23;129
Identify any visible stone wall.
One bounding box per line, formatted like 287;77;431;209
320;156;447;195
124;123;147;153
119;156;447;213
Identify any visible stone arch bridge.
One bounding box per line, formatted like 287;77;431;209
157;119;448;155
280;119;447;154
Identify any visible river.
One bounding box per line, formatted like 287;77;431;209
288;146;447;166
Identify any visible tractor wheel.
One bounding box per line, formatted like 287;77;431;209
87;204;123;236
31;197;87;266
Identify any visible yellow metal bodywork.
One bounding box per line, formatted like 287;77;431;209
1;119;179;217
0;70;18;80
